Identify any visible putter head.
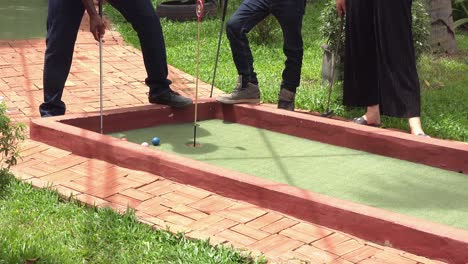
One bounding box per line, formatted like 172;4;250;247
320;110;334;118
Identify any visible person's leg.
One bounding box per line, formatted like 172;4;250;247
107;0;169;94
375;0;424;134
272;0;305;110
107;0;192;107
409;117;425;135
343;0;381;125
217;0;271;104
360;105;381;126
226;0;271;87
39;0;84;117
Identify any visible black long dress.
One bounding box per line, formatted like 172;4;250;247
343;0;421;118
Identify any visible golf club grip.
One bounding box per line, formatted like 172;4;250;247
221;0;228;21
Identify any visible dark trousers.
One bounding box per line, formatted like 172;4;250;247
226;0;305;91
40;0;170;117
343;0;421;118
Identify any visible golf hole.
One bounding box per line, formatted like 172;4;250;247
185;142;204;148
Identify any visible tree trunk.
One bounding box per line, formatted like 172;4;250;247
428;0;457;54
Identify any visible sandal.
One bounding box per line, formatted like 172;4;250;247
416;133;431;138
352;117;381;127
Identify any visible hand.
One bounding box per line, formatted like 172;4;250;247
336;0;346;17
89;15;105;41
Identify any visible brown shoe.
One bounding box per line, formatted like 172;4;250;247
277;88;295;111
216;76;261;104
148;89;193;108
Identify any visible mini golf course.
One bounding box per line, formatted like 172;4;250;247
30;101;468;263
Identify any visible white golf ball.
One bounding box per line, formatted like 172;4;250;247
141;142;149;147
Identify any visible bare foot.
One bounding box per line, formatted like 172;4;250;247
409;117;427;136
363;105;381;125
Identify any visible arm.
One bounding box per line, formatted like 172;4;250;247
81;0;99;18
81;0;106;41
336;0;346;17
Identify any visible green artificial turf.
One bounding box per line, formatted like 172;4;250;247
111;120;468;231
0;0;47;40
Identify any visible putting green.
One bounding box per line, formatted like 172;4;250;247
110;119;468;230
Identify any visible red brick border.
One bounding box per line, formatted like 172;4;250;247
30;100;468;263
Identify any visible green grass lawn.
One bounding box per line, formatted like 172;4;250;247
0;171;265;264
105;0;468;142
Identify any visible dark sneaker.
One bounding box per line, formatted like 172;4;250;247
216;76;260;104
148;90;193;108
277;88;295;111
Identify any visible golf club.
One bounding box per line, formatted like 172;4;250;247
321;16;345;118
209;0;229;98
98;0;104;133
194;0;204;147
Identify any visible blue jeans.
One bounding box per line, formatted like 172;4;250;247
40;0;171;117
226;0;305;90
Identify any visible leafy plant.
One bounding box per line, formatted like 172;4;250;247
249;15;282;45
219;0;288;45
320;0;430;59
453;0;468;29
412;0;431;58
319;0;345;57
0;101;26;169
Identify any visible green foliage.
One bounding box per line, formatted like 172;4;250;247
319;1;345;56
249;16;282;45
412;0;431;57
319;0;430;59
222;0;283;45
453;0;468;29
0;102;25;169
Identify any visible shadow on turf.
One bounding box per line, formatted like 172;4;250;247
162;126;221;155
350;171;468;230
257;129;296;186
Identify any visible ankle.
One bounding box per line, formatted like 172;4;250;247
279;88;295;101
280;85;296;93
408;117;424;135
410;126;425;135
239;74;258;87
363;105;380;122
363;113;380;124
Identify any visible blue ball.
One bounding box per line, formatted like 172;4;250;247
151;137;161;146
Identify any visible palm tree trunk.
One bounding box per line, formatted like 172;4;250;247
428;0;458;54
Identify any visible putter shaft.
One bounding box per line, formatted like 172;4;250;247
99;0;104;134
194;13;202;147
322;17;345;117
210;0;229;98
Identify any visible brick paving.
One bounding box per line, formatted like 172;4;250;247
0;16;447;264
